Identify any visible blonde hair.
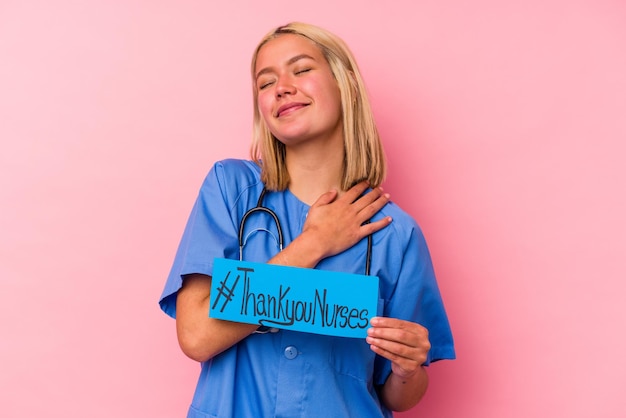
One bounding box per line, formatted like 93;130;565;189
250;22;386;191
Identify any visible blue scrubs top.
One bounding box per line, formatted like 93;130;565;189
160;159;455;418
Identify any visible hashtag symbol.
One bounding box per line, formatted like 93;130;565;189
212;271;240;312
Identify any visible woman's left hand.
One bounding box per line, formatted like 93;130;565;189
366;317;431;379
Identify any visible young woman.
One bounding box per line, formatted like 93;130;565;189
160;22;455;418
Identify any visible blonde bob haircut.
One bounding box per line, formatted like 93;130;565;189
250;22;386;191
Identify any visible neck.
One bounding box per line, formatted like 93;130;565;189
285;139;345;205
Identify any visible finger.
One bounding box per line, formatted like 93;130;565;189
359;216;392;236
370;316;427;332
366;334;411;355
367;336;425;367
370;316;411;329
350;186;385;212
368;326;420;348
367;328;430;367
368;343;424;377
311;189;339;207
369;318;429;347
368;341;416;362
340;181;371;204
357;190;391;222
339;188;389;227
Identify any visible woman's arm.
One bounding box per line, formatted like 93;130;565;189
367;317;432;411
176;274;258;362
176;182;392;362
379;366;429;412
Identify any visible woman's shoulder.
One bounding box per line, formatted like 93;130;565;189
378;200;427;243
203;159;262;188
381;201;418;228
212;158;261;179
197;159;263;207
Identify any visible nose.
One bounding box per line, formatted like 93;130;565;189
276;76;296;98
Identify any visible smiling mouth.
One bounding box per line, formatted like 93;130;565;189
276;103;309;118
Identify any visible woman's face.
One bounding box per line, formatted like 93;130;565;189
255;34;343;149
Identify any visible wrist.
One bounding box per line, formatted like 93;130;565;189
290;231;326;267
269;231;325;269
390;365;426;384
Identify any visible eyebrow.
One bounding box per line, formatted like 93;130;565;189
255;53;316;80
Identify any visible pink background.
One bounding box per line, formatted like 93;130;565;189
1;0;625;417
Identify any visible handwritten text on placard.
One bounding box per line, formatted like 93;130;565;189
209;258;379;338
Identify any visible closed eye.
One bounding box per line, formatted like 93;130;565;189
258;80;274;90
295;68;311;75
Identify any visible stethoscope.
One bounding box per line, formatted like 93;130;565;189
238;187;374;275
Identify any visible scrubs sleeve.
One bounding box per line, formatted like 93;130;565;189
159;162;241;318
374;223;455;385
